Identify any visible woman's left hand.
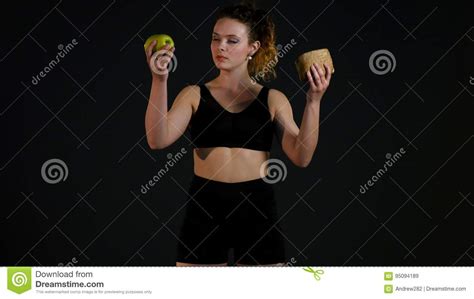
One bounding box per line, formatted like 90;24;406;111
306;63;332;103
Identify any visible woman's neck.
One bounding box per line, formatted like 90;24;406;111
214;68;255;92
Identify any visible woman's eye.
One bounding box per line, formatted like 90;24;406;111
212;38;238;43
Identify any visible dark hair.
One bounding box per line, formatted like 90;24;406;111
215;1;278;82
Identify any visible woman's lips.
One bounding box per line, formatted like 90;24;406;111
216;55;228;61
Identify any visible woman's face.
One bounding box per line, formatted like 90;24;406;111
211;17;258;71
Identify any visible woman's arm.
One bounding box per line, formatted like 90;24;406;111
143;41;196;149
273;63;331;167
145;77;168;149
145;82;197;149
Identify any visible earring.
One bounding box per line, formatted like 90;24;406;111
247;55;253;60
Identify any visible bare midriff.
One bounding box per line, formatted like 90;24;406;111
193;147;270;183
190;85;276;183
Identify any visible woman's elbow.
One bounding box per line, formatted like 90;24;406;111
147;140;158;150
289;155;311;168
146;137;165;150
293;145;318;168
295;159;311;168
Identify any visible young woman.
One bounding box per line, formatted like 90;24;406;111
144;3;331;266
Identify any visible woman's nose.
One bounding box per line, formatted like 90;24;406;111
218;41;226;52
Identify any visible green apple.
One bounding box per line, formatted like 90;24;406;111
144;34;174;52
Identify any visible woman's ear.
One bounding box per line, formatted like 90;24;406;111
250;40;261;56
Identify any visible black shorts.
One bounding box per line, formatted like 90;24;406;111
176;174;286;265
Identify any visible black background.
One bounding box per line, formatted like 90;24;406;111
1;0;473;266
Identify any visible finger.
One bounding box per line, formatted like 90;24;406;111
306;70;317;90
155;57;168;71
318;64;328;86
162;49;174;59
311;64;321;86
316;64;326;86
312;64;322;82
146;40;156;58
149;51;160;68
159;45;174;56
307;70;316;89
316;64;325;79
162;55;172;64
324;63;332;82
147;40;157;53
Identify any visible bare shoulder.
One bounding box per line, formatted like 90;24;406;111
174;84;201;113
268;88;288;102
268;88;290;119
177;84;200;99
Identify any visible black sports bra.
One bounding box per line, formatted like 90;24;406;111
187;84;274;151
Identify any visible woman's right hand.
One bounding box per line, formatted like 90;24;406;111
145;41;175;81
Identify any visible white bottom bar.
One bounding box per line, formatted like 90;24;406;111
1;267;472;298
